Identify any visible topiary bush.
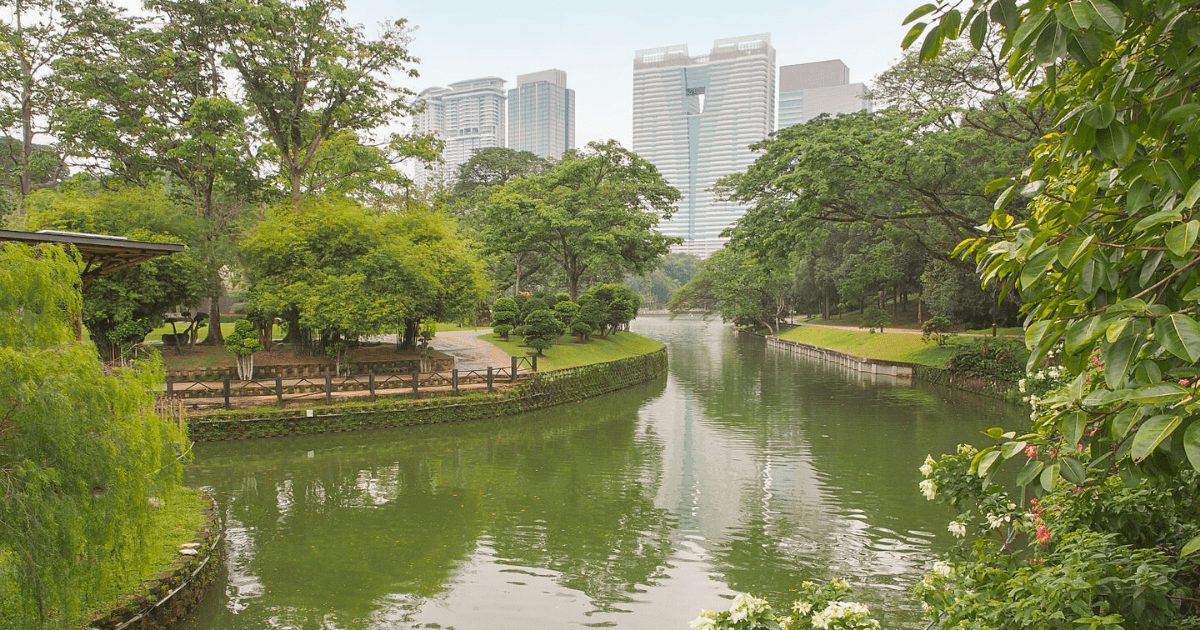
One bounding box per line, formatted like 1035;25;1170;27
921;315;954;346
522;309;562;355
860;305;891;333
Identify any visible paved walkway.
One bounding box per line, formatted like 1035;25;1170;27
429;329;512;369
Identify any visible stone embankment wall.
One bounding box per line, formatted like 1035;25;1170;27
765;336;915;378
87;495;224;630
765;335;1017;401
188;348;668;441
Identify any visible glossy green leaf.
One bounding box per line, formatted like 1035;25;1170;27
903;3;937;25
1061;412;1087;446
1183;177;1200;210
1165;221;1199;257
977;449;1001;478
1060;457;1087;485
1129;383;1188;404
1181;533;1200;558
919;23;944;60
1083;0;1124;33
1096;123;1131;161
1184;422;1200;472
1132;208;1181;233
1154;314;1200;362
1017;459;1044;486
1131;415;1181;462
902;21;928;48
969;11;988;48
1040;462;1060;491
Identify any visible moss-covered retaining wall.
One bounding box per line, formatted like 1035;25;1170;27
87;494;224;630
188;348;668;441
765;335;1017;402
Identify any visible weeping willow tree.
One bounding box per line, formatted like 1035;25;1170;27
0;243;188;628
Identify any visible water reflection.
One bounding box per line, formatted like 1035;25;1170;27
182;315;1016;629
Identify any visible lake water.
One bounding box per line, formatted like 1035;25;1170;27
181;315;1015;628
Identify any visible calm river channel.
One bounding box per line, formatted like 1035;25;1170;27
181;315;1018;629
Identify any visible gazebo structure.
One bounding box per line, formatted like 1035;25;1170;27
0;228;184;285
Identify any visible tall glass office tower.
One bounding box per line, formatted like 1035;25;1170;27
414;77;507;189
633;34;776;258
508;69;575;160
778;60;870;129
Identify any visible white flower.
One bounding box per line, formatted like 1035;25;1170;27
689;610;719;630
948;520;967;538
986;513;1012;529
1018;378;1027;393
931;561;954;578
811;601;878;629
728;593;768;623
794;601;813;615
919;479;938;501
919;454;936;477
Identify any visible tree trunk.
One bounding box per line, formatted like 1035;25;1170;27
289;165;303;207
261;319;274;351
567;272;581;301
201;275;224;344
513;255;522;295
400;318;420;350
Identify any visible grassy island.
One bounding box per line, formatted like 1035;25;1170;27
776;325;959;368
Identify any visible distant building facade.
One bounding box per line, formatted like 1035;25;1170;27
777;59;869;128
414;77;507;188
633;34;776;258
508;69;575;160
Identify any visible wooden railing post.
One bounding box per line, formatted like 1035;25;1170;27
324;374;333;404
222;378;230;410
531;354;538;372
275;375;283;407
452;368;459;393
510;356;518;382
368;370;376;401
165;380;174;398
486;366;494;392
411;368;420;398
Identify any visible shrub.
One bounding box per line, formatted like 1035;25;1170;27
224;319;263;380
522;309;562;355
691;580;879;629
946;338;1027;382
569;318;593;341
553;300;580;328
492;296;518;327
860;305;891;333
492;323;513;340
921;315;953;346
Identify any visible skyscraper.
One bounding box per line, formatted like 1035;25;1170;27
508;69;575;160
778;60;870;129
413;77;507;189
633;34;776;258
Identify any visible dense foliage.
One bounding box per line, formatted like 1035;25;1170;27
0;244;187;627
905;0;1200;626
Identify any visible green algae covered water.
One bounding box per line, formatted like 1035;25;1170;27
181;316;1017;629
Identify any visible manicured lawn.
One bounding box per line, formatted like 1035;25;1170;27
433;321;489;332
479;331;664;371
776;324;963;367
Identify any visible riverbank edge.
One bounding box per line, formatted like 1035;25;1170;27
186;347;668;441
762;334;1019;402
87;492;224;629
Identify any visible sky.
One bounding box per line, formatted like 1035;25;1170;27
344;0;916;147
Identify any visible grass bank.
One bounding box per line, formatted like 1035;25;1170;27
776;325;960;368
479;331;664;371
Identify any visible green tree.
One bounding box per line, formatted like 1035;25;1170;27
24;180;207;360
522;308;561;356
908;0;1200;624
0;243;187;627
670;247;792;333
482;140;680;299
224;318;263;380
553;299;580;329
53;0;258;343
220;0;434;205
453;146;546;197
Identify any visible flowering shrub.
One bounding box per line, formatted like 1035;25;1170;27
691;581;879;630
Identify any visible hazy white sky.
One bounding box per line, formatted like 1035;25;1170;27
344;0;915;147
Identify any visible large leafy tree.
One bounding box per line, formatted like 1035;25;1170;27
219;0;435;205
24;180;207;360
907;0;1200;625
669;247;793;333
482;140;680;300
54;0;258;343
0;0;92;213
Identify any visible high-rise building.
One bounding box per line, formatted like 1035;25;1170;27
413;77;507;188
633;34;776;258
508;69;575;160
777;60;870;129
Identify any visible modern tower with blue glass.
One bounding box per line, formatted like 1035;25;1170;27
633;34;776;258
508;69;575;160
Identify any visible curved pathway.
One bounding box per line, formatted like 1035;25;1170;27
429;329;512;369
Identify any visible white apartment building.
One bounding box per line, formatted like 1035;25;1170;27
414;77;507;189
778;59;870;129
508;69;575;160
633;34;776;258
